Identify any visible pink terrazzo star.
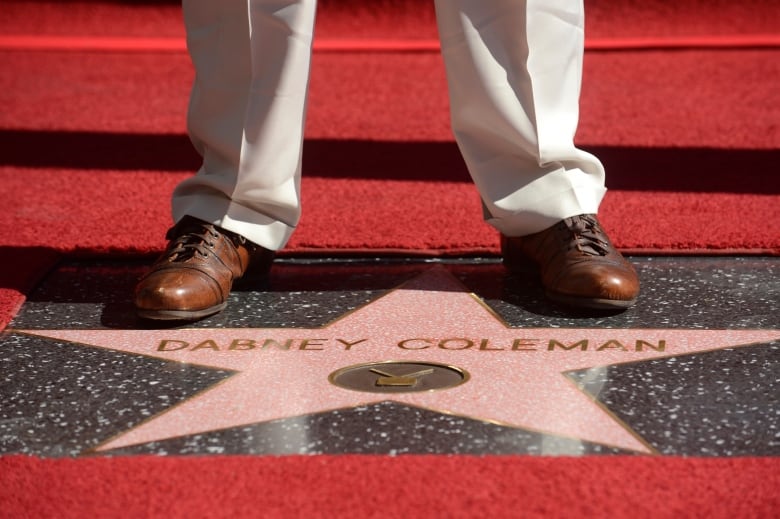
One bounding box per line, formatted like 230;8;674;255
19;267;779;453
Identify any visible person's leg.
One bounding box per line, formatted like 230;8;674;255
435;0;603;235
435;0;638;309
175;0;318;251
135;0;317;320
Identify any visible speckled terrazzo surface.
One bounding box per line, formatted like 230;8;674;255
2;256;778;457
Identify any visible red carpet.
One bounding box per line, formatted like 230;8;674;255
1;1;779;256
2;455;778;518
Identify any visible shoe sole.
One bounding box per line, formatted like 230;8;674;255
136;302;228;321
546;291;637;310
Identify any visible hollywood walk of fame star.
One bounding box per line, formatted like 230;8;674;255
17;267;779;454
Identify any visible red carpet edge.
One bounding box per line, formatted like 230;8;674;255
2;34;780;53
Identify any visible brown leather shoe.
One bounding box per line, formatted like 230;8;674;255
502;214;639;309
134;216;275;321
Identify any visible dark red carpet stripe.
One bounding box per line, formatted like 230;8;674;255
2;455;777;518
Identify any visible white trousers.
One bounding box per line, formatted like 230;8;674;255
173;0;606;251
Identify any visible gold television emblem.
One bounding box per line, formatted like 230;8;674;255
329;361;469;393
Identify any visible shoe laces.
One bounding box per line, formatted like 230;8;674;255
560;214;611;256
164;220;221;262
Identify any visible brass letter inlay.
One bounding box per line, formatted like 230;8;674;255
596;339;628;351
548;339;588;351
636;339;666;352
158;340;188;351
337;338;368;350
